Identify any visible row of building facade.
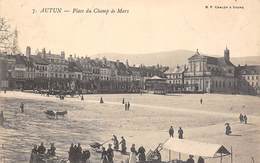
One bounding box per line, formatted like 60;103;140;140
0;47;168;93
0;46;259;95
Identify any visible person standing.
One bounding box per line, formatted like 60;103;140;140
47;143;56;156
100;97;104;104
122;98;125;104
68;143;75;163
119;136;127;154
101;147;108;163
178;127;184;139
239;113;244;123
127;102;130;111
244;115;248;124
225;123;232;135
137;146;146;162
200;98;203;104
37;142;46;154
198;156;205;163
107;144;114;163
76;143;82;162
186;155;195;163
169;126;174;137
20;102;24;113
81;150;91;163
112;135;119;151
81;95;84;101
129;144;138;163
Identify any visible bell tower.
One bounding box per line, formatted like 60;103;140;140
224;46;230;62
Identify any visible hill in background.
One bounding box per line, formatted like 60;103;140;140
93;50;260;68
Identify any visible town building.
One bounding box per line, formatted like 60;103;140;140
184;48;237;94
165;65;188;93
236;65;260;95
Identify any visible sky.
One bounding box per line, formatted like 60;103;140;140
0;0;260;57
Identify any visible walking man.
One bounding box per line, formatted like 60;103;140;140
244;115;247;124
239;113;244;123
169;126;174;137
178;127;184;139
127;102;130;111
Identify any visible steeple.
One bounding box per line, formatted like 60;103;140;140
224;46;230;62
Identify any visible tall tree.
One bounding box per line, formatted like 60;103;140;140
0;17;14;53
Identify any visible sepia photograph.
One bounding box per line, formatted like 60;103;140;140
0;0;260;163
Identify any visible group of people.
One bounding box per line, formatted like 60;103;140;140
30;142;56;157
239;113;248;124
186;155;205;163
169;126;184;139
122;99;131;111
128;144;146;163
101;144;114;163
102;135;147;163
111;135;127;154
69;143;91;163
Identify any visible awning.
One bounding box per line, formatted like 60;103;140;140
163;138;230;158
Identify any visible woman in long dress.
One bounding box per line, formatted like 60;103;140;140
129;144;138;163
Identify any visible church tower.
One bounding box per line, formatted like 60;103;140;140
224;46;230;62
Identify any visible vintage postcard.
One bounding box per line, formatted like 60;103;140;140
0;0;260;163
